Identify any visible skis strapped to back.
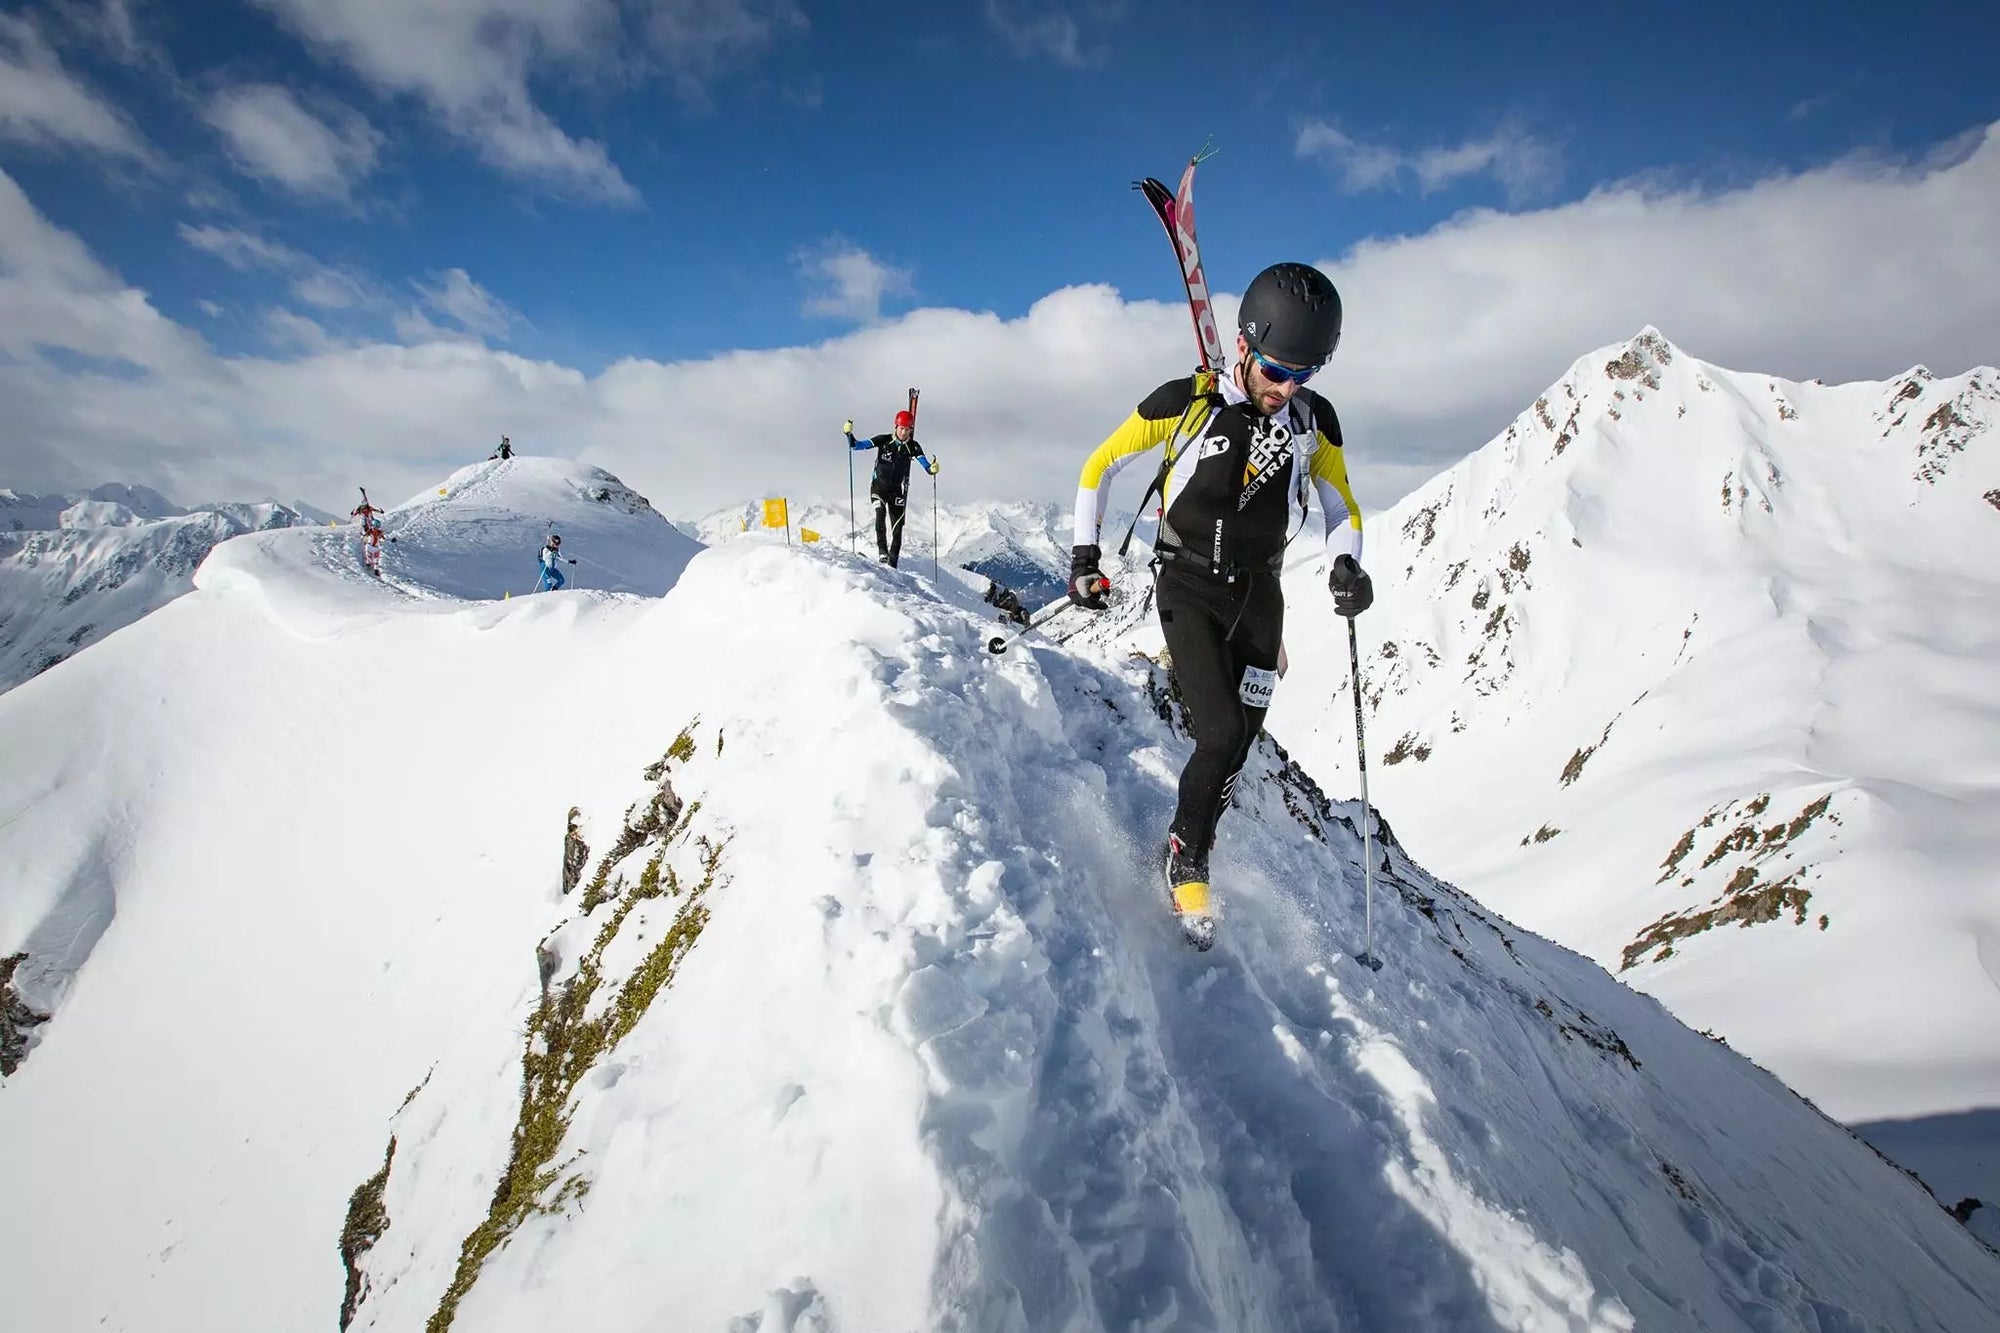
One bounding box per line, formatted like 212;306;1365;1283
1120;148;1225;557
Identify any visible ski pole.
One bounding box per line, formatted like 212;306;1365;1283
986;601;1074;655
931;470;939;582
1348;616;1382;971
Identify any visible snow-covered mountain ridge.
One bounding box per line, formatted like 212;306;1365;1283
0;485;312;692
2;456;1996;1330
1267;329;2000;1205
693;494;1081;609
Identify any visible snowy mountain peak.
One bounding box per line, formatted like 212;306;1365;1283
0;491;311;691
1268;336;2000;1229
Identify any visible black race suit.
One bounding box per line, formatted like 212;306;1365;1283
854;433;931;567
1073;371;1363;852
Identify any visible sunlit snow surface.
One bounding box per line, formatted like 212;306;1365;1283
3;448;1995;1331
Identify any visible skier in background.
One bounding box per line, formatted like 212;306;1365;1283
351;489;385;577
1063;262;1373;948
537;533;574;592
845;410;938;567
983;580;1030;626
491;436;514;461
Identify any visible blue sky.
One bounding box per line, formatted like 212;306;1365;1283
2;0;1997;516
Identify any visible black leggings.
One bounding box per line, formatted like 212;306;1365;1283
872;487;909;565
1156;560;1284;852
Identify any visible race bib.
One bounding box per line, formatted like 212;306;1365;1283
1239;664;1278;709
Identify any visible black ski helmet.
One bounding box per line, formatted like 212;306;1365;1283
1238;263;1343;366
548;534;561;547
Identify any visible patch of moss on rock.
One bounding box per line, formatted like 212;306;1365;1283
2;952;51;1076
1658;829;1697;882
1382;733;1431;766
1622;868;1811;971
561;808;588;896
1635;791;1842;966
578;734;695;912
340;1137;396;1330
1560;745;1596;787
426;736;726;1333
1561;717;1619;789
1400;503;1441;551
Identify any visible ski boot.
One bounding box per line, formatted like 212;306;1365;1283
1165;834;1216;951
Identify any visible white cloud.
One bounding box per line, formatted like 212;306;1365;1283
985;0;1086;67
249;0;804;203
177;222;381;312
1294;123;1403;192
643;0;806;104
248;0;631;202
414;267;516;339
4;127;1997;529
796;239;915;323
1299;119;1562;202
177;222;311;273
261;307;340;352
178;222;519;346
206;83;382;200
46;0;147;65
196;299;225;318
0;14;149;159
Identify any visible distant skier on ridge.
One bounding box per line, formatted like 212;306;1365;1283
845;409;937;567
1065;262;1374;947
537;533;574;592
351;488;385;577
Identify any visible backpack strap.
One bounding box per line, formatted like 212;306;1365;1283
1116;368;1224;557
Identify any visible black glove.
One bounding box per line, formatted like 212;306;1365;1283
1068;544;1110;610
1329;555;1373;617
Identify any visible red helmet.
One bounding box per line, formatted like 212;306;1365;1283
893;410;915;430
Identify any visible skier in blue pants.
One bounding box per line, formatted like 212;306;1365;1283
537;534;573;591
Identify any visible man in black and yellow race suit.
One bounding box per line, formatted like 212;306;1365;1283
1067;262;1374;948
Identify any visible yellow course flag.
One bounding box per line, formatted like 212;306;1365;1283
762;497;790;529
800;527;821;543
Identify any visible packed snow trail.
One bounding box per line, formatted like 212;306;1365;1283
331;539;1999;1333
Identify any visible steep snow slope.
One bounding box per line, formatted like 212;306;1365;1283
0;489;308;691
1268;331;2000;1190
4;468;1995;1331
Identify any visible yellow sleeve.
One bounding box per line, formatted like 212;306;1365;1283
1308;432;1362;535
1305;392;1363;564
1072;378;1197;547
